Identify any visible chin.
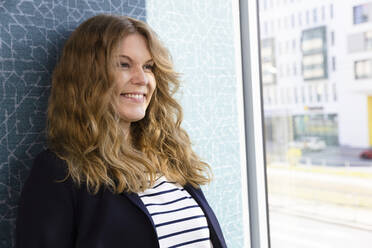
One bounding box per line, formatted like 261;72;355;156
119;114;146;123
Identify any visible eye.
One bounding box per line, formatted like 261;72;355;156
143;63;154;72
119;62;130;69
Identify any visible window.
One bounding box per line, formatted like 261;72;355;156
263;21;268;35
355;59;372;79
316;84;322;102
308;84;313;102
353;3;372;24
284;16;288;29
324;83;329;102
286;40;290;53
321;5;326;21
298;12;302;26
332;56;336;71
331;31;335;46
294;87;298;103
313;8;318;23
291;14;295;28
301;85;306;103
301;26;328;80
332;83;337;101
261;38;277;85
280;87;285;104
306;10;310;24
330;3;334;19
365;31;372;50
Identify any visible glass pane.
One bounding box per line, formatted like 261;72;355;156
258;0;372;247
146;1;248;247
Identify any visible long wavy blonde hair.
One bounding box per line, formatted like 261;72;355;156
47;14;211;194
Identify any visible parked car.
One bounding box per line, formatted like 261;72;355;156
360;149;372;159
289;137;326;151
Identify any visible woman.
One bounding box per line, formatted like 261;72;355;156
16;14;227;248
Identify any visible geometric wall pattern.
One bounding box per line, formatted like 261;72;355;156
0;1;146;246
146;1;245;247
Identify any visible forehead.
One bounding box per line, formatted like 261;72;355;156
116;33;152;60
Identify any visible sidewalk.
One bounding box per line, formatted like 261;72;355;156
267;162;372;230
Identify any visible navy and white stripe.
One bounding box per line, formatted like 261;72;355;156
138;176;212;248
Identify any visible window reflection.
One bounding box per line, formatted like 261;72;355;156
259;0;372;247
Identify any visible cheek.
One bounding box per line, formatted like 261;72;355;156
114;71;130;88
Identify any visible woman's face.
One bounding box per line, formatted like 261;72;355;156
113;33;156;127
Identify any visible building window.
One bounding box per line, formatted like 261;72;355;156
273;87;278;104
313;8;318;23
284;16;288;29
263;21;268;35
316;84;322;102
355;59;372;79
321;5;326;21
293;62;297;75
306;10;310;25
291;14;295;28
332;56;336;71
301;86;306;103
261;38;277;85
298;12;302;26
287;87;292;104
286;40;290;52
324;83;328;102
292;39;296;51
308;85;313;103
330;4;334;19
353;3;372;25
301;26;328;80
294;87;298;103
365;31;372;50
331;31;335;46
280;87;285;104
332;83;337;101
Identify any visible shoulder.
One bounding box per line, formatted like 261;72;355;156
28;149;70;182
16;150;77;246
21;149;76;201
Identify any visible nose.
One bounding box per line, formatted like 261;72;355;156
131;65;148;85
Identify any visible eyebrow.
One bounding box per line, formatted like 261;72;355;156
118;55;154;64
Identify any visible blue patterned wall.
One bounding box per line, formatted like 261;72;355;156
0;1;146;246
147;1;246;247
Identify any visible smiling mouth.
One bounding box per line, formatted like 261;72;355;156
120;93;146;101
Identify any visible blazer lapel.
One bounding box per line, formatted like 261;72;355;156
185;185;227;248
124;192;157;230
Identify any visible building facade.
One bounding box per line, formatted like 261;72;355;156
260;0;372;152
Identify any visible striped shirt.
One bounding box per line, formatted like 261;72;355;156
138;176;212;248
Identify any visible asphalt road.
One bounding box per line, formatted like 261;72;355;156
269;211;372;248
300;146;372;167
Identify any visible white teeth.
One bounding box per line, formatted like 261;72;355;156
122;93;144;99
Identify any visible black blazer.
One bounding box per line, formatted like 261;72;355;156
16;150;227;248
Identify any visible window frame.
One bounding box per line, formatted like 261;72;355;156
239;0;270;247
